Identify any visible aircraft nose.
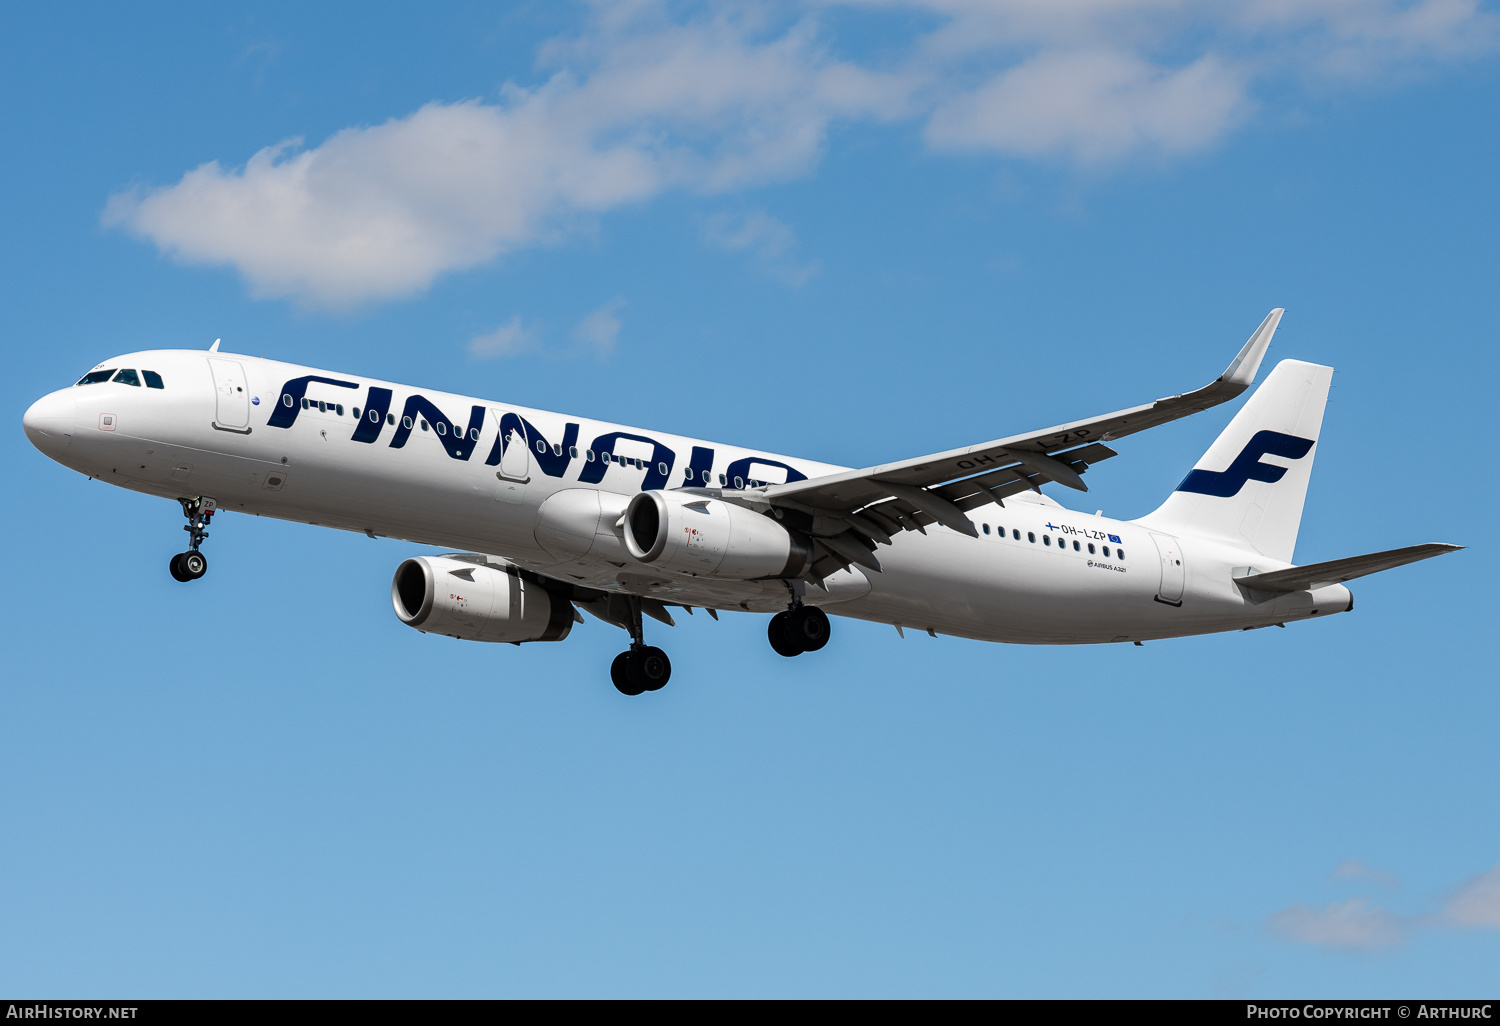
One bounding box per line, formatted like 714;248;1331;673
22;388;76;458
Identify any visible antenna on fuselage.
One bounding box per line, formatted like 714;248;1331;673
209;339;221;352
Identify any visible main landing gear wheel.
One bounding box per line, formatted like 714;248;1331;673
610;597;673;696
169;551;208;582
631;646;671;691
612;646;672;696
768;606;831;657
768;612;801;657
611;652;644;696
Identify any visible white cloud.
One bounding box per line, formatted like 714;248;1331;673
103;0;1498;308
1267;898;1405;950
468;316;536;359
104;10;908;309
574;299;625;355
702;210;820;285
1443;865;1500;929
925;49;1249;162
1268;860;1500;949
1331;859;1401;889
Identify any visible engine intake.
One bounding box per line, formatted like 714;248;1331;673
391;555;573;643
623;491;810;580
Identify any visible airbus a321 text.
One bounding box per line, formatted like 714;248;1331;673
23;311;1459;695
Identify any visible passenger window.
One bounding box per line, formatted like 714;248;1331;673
1043;535;1051;546
420;420;429;431
585;449;596;462
570;446;579;458
470;428;480;441
1118;549;1125;560
112;369;141;386
658;462;668;476
77;369;116;385
1012;529;1020;540
402;416;413;429
719;474;727;485
1103;546;1111;557
353;407;361;418
386;413;395;425
1088;543;1095;554
733;476;744;488
703;470;712;483
142;370;164;389
1073;540;1080;551
336;404;344;416
1028;532;1035;543
436;422;447;436
982;524;990;535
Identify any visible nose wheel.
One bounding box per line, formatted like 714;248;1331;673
169;550;208;582
768;605;830;657
170;497;215;583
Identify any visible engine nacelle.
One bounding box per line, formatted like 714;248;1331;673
391;555;573;644
623;491;811;580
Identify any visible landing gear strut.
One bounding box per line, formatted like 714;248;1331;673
169;497;214;583
610;596;672;696
768;603;830;657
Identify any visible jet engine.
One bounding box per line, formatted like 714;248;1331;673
622;491;811;580
391;555;574;643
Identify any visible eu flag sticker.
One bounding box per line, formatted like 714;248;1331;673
1108;534;1122;543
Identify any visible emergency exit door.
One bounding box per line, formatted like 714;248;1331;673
1150;532;1185;605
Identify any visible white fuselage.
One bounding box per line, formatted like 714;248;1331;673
23;349;1351;645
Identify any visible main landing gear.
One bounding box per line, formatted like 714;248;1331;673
768;604;830;657
610;596;672;696
169;497;215;583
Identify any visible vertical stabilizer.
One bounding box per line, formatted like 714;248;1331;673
1138;359;1332;563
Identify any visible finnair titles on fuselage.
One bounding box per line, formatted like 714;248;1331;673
22;311;1458;695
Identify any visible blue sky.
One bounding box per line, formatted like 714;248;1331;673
2;0;1497;997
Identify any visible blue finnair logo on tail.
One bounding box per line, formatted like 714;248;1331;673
1176;430;1315;498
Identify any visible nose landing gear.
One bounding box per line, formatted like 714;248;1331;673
768;604;830;657
169;497;215;582
610;596;673;696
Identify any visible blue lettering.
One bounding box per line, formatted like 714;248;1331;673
724;456;808;488
579;432;676;490
268;375;358;429
683;445;715;485
389;395;486;460
484;414;579;477
351;387;393;443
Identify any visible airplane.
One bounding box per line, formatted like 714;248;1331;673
22;310;1459;695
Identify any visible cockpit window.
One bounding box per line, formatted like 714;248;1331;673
77;369;116;385
143;370;164;389
112;369;141;386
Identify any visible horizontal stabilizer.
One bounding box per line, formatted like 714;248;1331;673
1234;543;1462;593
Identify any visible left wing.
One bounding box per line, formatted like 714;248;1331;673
749;310;1282;580
1233;543;1462;593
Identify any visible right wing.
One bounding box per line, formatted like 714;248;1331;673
753;310;1283;580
